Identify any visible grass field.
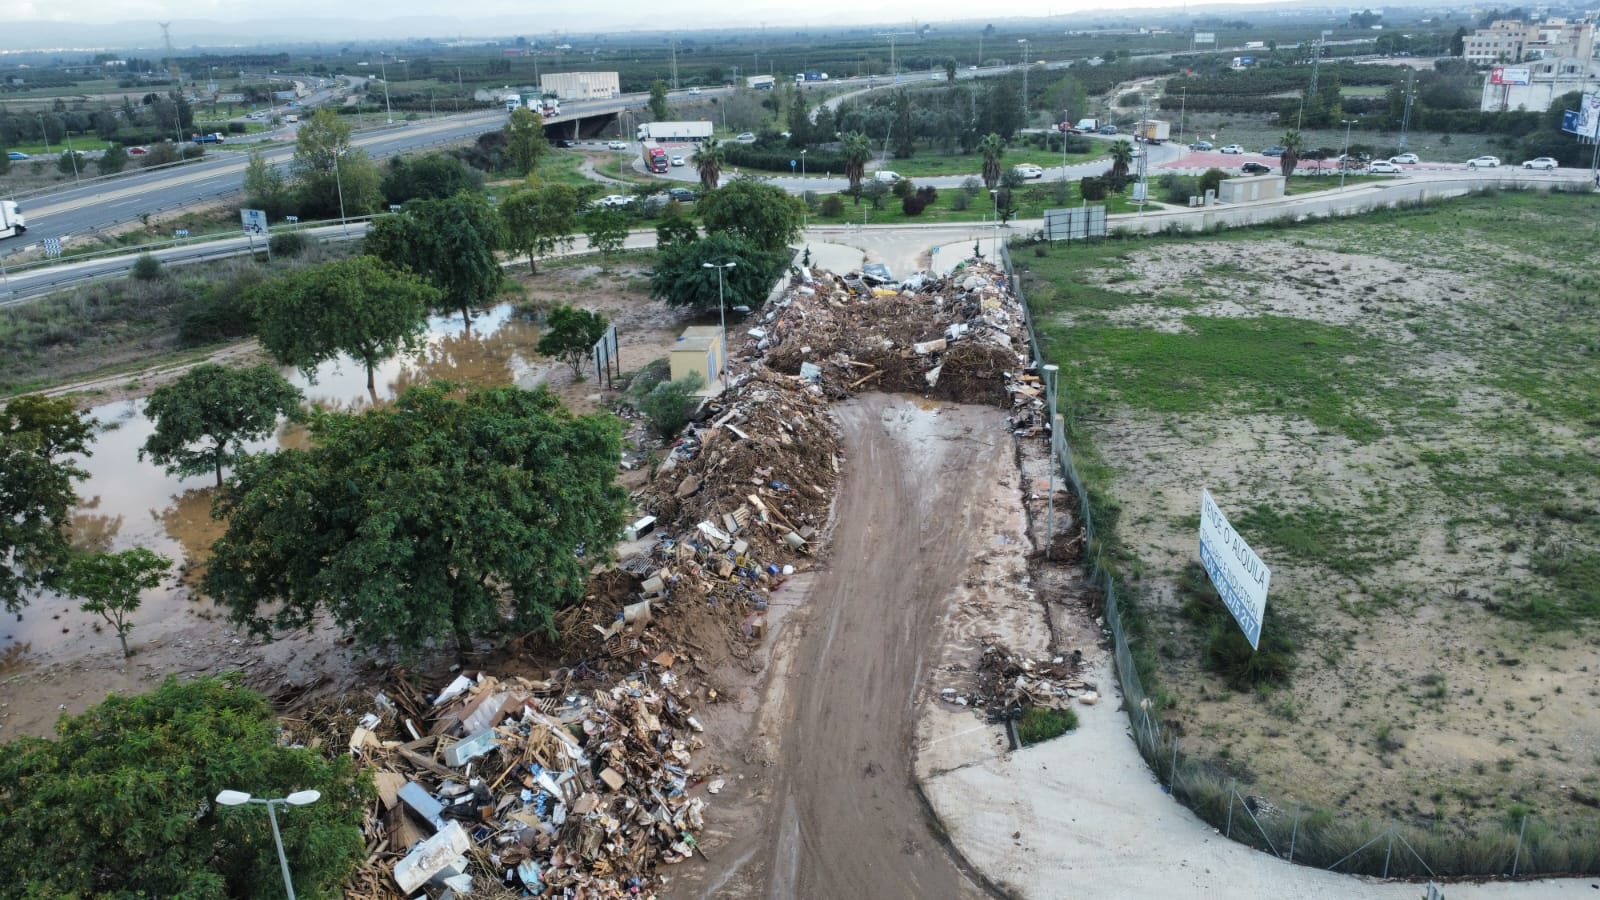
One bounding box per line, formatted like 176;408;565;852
1018;189;1600;863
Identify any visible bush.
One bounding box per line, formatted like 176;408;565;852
268;231;308;257
901;193;929;216
1017;705;1079;745
130;253;164;281
820;194;845;216
178;291;256;347
1080;176;1107;201
640;371;705;437
1198;167;1227;198
890;177;915;199
950;191;970;211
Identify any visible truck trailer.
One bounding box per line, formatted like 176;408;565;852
635;121;714;142
0;199;25;240
746;75;776;90
1134;120;1171;143
645;145;669;174
793;71;830;83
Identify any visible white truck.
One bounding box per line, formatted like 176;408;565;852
0;199;25;240
504;93;522;112
635;121;714;142
746;74;776;90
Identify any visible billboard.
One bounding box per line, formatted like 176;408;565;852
1490;67;1531;86
1198;489;1271;650
1042;206;1107;241
1193;32;1216;44
1577;92;1600;139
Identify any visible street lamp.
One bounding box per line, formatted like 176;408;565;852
1338;119;1354;191
332;148;348;236
701;261;737;397
215;789;322;900
1018;40;1030;128
989;189;1000;261
1042;363;1060;556
36;113;50;155
378;57;393;124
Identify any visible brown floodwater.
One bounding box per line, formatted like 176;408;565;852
1;304;543;656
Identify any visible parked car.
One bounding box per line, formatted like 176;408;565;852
1368;160;1403;174
874;170;901;183
735;132;756;142
670;155;685;167
1013;163;1044;179
1192;140;1213;151
689;87;702;95
667;187;698;202
606;140;628;150
1240;161;1272;175
597;194;635;207
1219;144;1244;154
1521;156;1557;170
1467;155;1500;168
1097;124;1118;135
1261;145;1285;156
127;146;149;155
8;151;31;160
1390;152;1419;164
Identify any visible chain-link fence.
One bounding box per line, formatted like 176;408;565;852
999;242;1600;880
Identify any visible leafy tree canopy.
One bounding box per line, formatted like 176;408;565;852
0;395;93;610
204;383;628;654
381;152;485;206
58;547;172;657
140;363;304;487
502;107;550;176
366;193;504;329
537;305;610;376
290;107;382;218
499;182;579;273
696;178;804;253
650;231;788;313
0;675;368;898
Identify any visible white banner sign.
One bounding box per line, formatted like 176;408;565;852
241;208;268;235
1579;92;1600;140
1198;489;1271;649
1194;32;1216;43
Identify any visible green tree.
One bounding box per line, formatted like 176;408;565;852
58;547;172;657
1198;167;1227;197
243;149;294;219
204;383;628;654
582;208;629;256
841;131;872;202
0;395;94;611
698;178;803;253
648;79;671;120
1109;140;1134;180
945;57;958;83
640;372;705;438
291;107;381;219
0;675;367;897
0;148;10;176
650;232;788;312
249;256;438;396
366;193;503;330
97;144;128;174
655;215;699;250
139;364;304;487
978;132;1006;190
503;106;549;176
892;90;915;158
499;183;579;273
1280;129;1304;176
692;136;725;192
57;151;85;176
537;305;610;376
381;153;484;205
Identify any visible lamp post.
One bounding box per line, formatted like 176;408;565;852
37;113;50;155
989;189;1000;261
332;148;348;236
1042;363;1060;556
379;57;393;124
1338;118;1354;191
701;261;737;397
215;789;322;900
1018;40;1030;128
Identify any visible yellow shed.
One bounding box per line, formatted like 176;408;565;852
668;325;725;388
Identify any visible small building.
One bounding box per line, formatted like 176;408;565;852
540;71;620;101
1480;57;1600;111
1217;175;1285;204
668;325;725;390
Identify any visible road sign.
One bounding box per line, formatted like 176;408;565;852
43;237;62;258
175;229;190;237
240;208;268;235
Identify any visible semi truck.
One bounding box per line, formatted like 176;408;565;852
191;132;226;144
636;121;714;142
747;74;776;90
0;200;25;240
506;94;561;116
645;145;669;174
1134;120;1171;143
793;71;830;83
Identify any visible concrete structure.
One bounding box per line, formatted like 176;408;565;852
1217;174;1286;203
540;71;619;101
668;325;724;388
1464;17;1597;64
1480;56;1600;111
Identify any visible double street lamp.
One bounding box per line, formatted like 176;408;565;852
701;261;737;397
215;789;322;900
1339;119;1355;191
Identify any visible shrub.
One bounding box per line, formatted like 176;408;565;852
915;185;938;205
950;191;971;211
819;194;845;216
1198;167;1227;198
640;371;705;437
268;231;308;257
178;291;256;347
130;253;164;281
1080;176;1107;201
890;177;915;199
901;193;929;216
1017;705;1079;745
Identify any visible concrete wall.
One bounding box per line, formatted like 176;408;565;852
540;71;620;101
1218;175;1285;204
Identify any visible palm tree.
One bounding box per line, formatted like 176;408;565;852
841;132;872;202
1108;140;1134;180
693;137;725;193
1280;129;1303;177
978;132;1005;190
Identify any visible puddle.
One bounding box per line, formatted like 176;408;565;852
1;304;542;656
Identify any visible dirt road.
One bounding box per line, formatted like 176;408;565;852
686;395;1008;899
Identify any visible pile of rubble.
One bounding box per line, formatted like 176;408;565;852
939;643;1095;723
322;669;711;899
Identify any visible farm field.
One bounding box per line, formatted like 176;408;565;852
1020;189;1600;852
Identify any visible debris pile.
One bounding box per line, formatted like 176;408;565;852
939;643;1093;722
325;669;711;898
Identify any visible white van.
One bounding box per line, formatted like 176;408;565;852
874;170;901;183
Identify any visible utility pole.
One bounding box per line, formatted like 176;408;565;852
159;22;183;143
1301;30;1330;131
878;31;916;84
1135;93;1150;213
1019;39;1030;129
670;39;679;90
1397;69;1416;151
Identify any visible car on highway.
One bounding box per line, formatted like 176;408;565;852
606;140;628;150
1240;161;1272;175
8;151;31;160
735;132;756;142
1390;152;1419;164
597;194;635;207
1466;155;1500;168
1192;140;1213;151
1521;156;1557;170
556;139;576;148
127;146;149;155
670;155;685;167
1261;145;1285;156
667;187;698;202
689;87;701;95
1013;163;1044;179
1097;124;1118;135
1368;160;1403;174
1219;144;1244;154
